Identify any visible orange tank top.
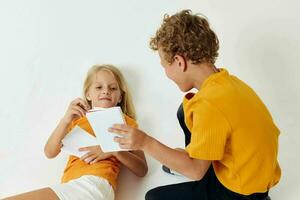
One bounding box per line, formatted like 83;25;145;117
61;114;137;190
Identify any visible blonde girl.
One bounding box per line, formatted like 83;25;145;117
4;64;147;200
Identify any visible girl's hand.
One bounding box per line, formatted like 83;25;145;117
79;145;115;164
62;98;90;124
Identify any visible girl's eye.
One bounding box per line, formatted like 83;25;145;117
96;86;102;89
111;87;117;90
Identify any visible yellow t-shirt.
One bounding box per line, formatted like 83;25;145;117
61;114;137;190
184;69;281;195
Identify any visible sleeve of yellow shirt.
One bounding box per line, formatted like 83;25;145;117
185;100;231;161
124;115;138;128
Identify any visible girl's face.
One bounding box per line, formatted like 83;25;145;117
86;70;122;108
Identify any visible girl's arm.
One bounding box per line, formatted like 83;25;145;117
78;146;148;177
44;119;69;158
115;150;148;177
44;98;90;158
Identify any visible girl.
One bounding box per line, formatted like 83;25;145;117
4;64;148;200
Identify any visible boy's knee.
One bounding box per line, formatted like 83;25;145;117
145;188;160;200
145;189;154;200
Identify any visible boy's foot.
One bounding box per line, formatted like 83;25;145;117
162;165;182;176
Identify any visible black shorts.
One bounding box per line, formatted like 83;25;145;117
145;165;269;200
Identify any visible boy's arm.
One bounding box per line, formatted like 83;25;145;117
144;138;211;180
114;150;148;177
110;124;211;180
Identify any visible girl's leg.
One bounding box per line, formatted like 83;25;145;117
3;188;59;200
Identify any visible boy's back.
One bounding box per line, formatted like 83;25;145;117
184;68;281;194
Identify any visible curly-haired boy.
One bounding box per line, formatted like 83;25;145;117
110;10;280;200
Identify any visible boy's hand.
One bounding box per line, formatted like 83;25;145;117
108;124;149;150
62;98;90;124
79;145;115;164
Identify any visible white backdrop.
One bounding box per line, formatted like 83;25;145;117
0;0;299;199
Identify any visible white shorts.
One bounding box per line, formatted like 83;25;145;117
50;175;114;200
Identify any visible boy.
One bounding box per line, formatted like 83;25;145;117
109;10;280;200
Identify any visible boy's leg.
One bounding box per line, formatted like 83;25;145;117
147;165;218;200
156;163;270;200
2;188;59;200
145;181;208;200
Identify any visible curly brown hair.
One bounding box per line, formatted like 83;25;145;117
150;10;219;64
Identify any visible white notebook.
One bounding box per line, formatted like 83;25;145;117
61;125;98;157
86;106;127;152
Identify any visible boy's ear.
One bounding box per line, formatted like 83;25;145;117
174;55;187;72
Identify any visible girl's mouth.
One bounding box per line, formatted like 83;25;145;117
99;98;111;101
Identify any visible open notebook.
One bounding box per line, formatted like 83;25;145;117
86;106;126;152
61;125;98;157
61;106;127;157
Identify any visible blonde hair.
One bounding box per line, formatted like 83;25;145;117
83;64;136;120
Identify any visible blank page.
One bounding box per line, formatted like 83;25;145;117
86;106;127;152
61;125;98;157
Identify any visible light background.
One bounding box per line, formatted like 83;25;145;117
0;0;299;199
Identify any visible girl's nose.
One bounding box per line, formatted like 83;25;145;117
102;89;110;94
